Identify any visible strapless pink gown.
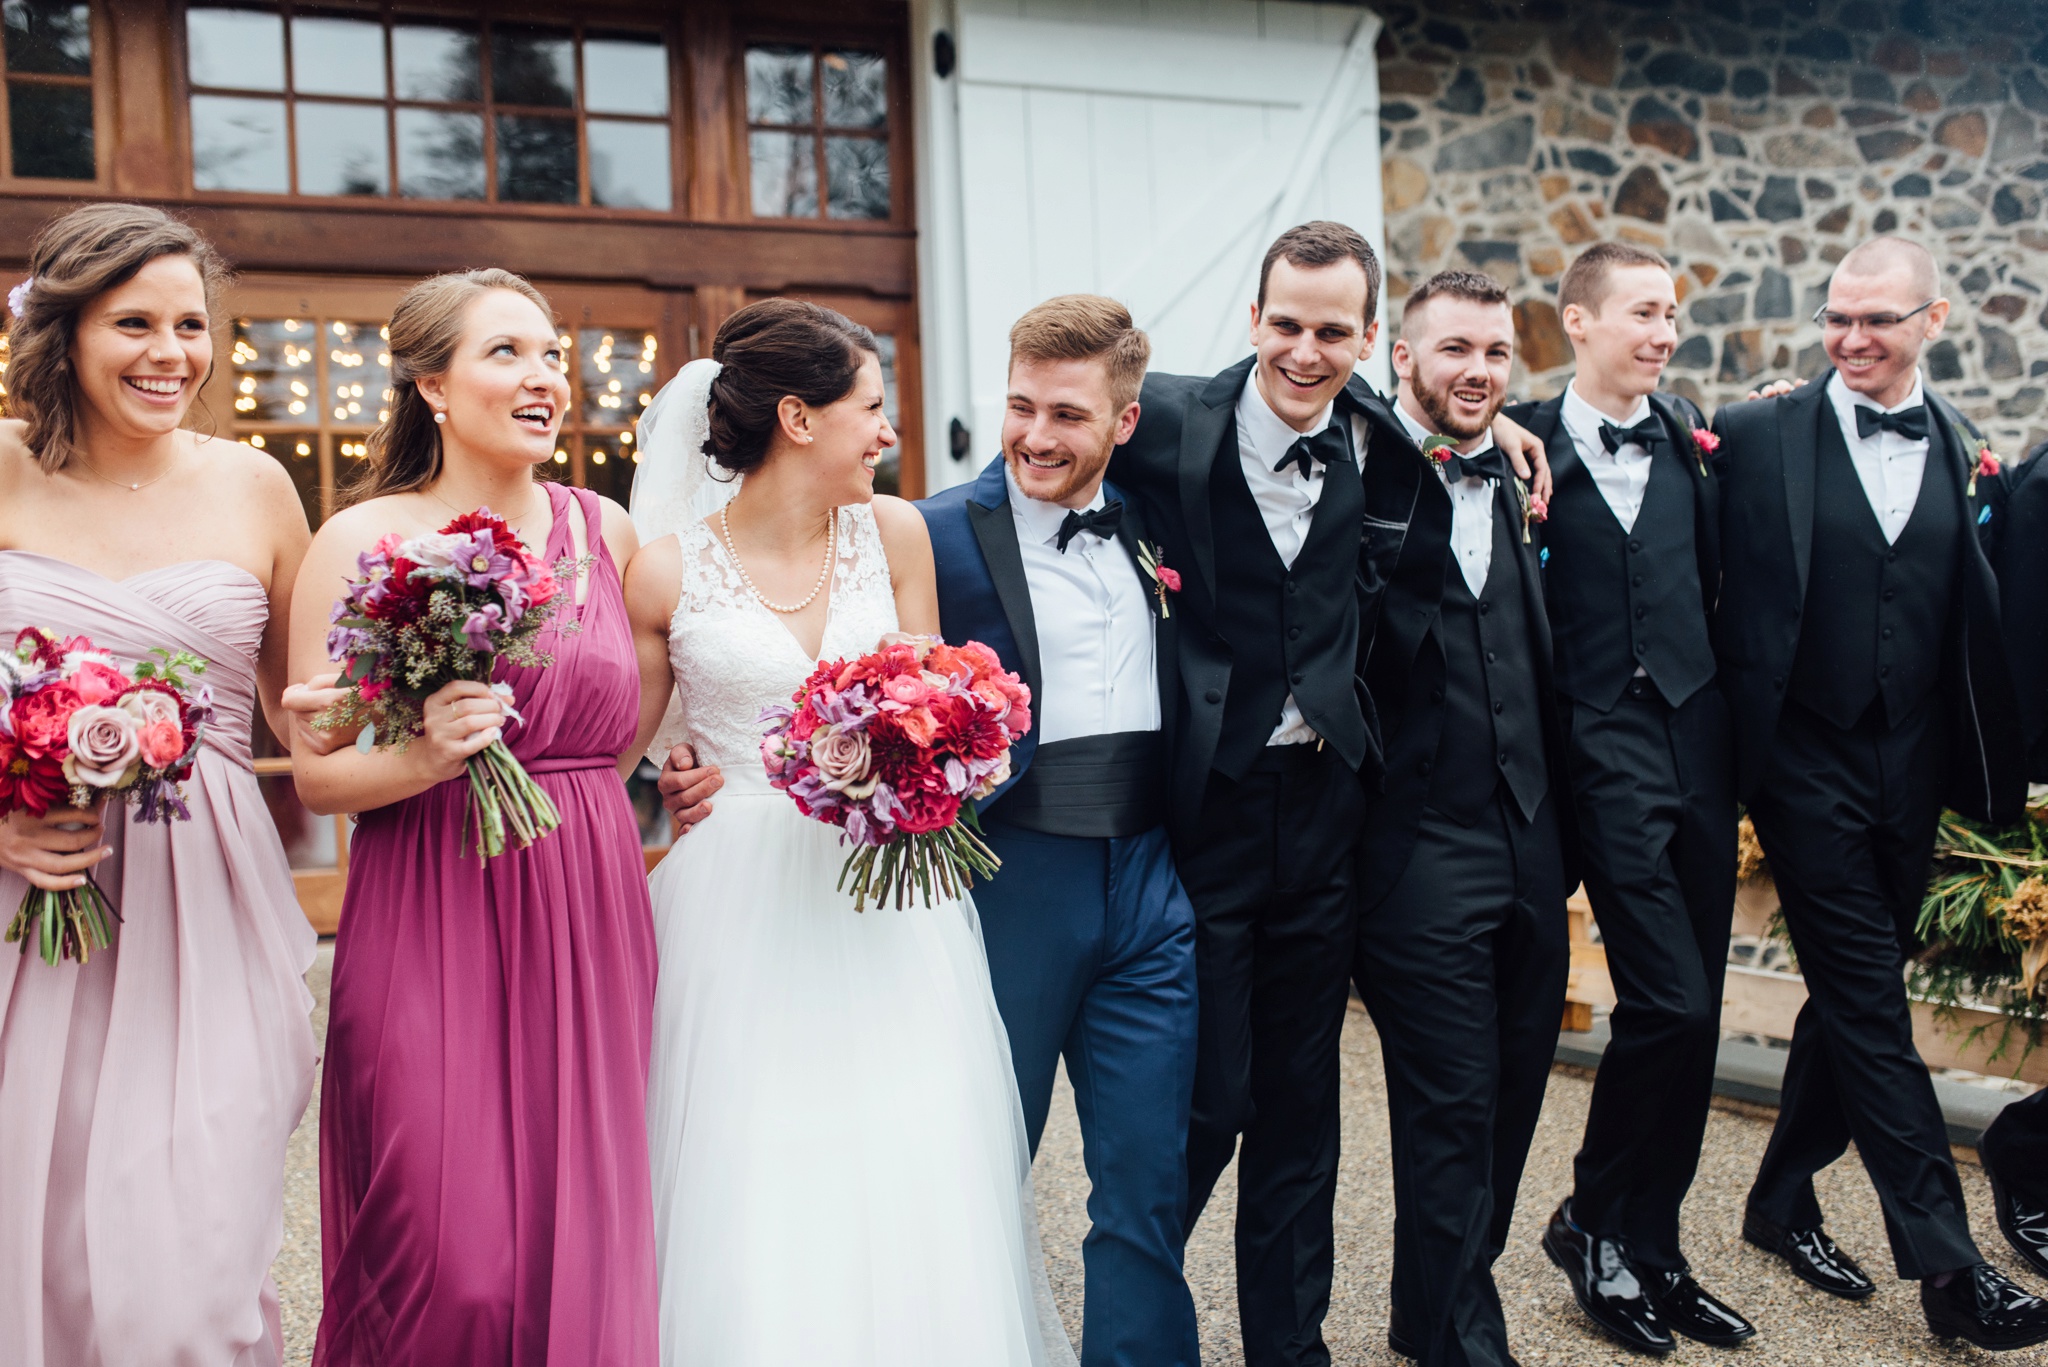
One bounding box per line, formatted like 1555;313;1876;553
0;552;320;1366
315;483;659;1365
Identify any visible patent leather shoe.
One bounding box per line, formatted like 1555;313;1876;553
1922;1263;2048;1351
1386;1303;1421;1359
1644;1268;1757;1347
1542;1201;1675;1355
1988;1167;2048;1280
1742;1208;1875;1300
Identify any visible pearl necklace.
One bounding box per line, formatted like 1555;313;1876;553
75;449;177;492
720;504;835;614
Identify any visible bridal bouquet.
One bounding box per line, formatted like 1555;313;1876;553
761;636;1032;911
317;508;579;860
0;628;212;964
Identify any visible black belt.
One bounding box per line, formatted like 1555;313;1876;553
990;730;1166;838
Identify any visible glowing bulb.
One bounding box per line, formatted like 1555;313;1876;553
249;434;265;448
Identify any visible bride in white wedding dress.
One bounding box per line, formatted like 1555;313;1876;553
622;300;1073;1367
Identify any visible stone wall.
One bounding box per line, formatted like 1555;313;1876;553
1374;0;2048;457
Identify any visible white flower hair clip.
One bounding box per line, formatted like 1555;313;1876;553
7;277;32;317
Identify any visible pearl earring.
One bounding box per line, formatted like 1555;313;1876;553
433;410;446;425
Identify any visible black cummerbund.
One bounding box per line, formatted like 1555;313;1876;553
991;730;1166;839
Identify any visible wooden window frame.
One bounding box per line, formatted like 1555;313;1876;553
733;18;910;233
0;0;112;191
172;0;688;218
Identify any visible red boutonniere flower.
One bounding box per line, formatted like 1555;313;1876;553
1136;541;1178;618
1689;426;1720;477
1978;447;2001;479
1421;433;1457;464
1517;483;1548;544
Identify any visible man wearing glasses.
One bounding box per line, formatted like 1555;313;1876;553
1712;235;2048;1351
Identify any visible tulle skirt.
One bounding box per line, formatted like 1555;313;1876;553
645;787;1073;1367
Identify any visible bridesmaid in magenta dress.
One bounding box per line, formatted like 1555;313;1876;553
0;209;319;1363
287;269;658;1364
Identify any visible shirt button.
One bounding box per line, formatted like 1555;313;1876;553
1478;601;1490;615
1628;539;1642;552
1419;759;1433;776
1635;642;1648;655
1880;665;1891;678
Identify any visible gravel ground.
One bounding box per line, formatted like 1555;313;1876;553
277;951;2045;1365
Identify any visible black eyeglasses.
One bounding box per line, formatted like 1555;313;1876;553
1811;299;1937;332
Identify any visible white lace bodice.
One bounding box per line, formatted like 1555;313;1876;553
666;503;899;790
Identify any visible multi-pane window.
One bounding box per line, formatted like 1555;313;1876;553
559;325;659;507
744;45;889;221
184;5;672;209
229;314;393;527
2;0;93;181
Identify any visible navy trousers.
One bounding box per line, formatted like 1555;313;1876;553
976;819;1202;1367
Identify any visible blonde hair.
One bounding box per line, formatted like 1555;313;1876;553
1558;241;1672;316
4;202;230;471
1008;294;1151;411
345;269;555;505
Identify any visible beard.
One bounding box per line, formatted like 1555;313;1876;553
1409;367;1502;442
1006;436;1113;505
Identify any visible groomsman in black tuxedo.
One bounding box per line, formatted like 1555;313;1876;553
1350;270;1569;1367
1503;242;1754;1354
1715;235;2048;1351
1105;224;1549;1367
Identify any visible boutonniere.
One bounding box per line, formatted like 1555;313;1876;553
1420;433;1457;466
1515;478;1548;544
1688;426;1720;479
1951;419;2000;496
1136;540;1180;618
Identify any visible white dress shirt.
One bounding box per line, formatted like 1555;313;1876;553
1006;466;1160;747
1232;370;1370;745
1560;381;1655;533
1394;400;1497;596
1827;369;1928;545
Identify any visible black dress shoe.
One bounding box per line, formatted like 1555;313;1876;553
1541;1201;1675;1356
1988;1167;2048;1280
1742;1208;1875;1300
1922;1263;2048;1351
1387;1303;1421;1359
1644;1268;1758;1347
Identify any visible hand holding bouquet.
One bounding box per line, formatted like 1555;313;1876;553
761;636;1031;911
0;628;211;964
317;508;583;860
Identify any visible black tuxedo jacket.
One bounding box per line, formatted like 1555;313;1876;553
1109;356;1400;843
1352;419;1578;910
1503;387;1722;622
1711;372;2023;822
1988;448;2048;780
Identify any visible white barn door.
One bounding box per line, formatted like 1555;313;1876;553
917;0;1388;492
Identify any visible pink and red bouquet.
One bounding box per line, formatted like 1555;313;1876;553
0;628;211;964
761;636;1032;911
317;508;582;860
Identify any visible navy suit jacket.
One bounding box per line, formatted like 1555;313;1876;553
917;456;1179;820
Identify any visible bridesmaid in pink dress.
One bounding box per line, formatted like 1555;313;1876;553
287;270;658;1364
0;208;320;1362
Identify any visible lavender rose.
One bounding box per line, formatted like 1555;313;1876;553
117;687;180;730
64;704;142;789
811;724;877;798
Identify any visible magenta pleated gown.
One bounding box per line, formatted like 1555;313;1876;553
315;484;659;1366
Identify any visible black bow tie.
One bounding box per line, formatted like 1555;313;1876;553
1273;423;1352;480
1055;500;1124;552
1599;417;1665;455
1855;404;1928;442
1447;445;1507;484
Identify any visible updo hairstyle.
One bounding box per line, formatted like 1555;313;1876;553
345;268;555;505
4;202;230;471
703;298;877;477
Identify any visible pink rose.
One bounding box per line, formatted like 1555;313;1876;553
137;717;186;769
70;661;130;706
881;674;935;708
1156;565;1182;593
1690;427;1721;455
811;725;877;797
118;687;181;729
63;704;141;788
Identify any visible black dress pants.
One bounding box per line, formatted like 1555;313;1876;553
1564;682;1736;1270
1981;1089;2048;1205
1177;743;1367;1367
1745;699;1982;1279
1353;791;1568;1367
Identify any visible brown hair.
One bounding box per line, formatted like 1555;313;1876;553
1007;294;1151;412
3;202;230;471
704;298;877;477
1257;220;1383;326
346;268;555;504
1558;241;1672;315
1401;269;1510;322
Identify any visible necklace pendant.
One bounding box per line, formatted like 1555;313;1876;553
130;482;140;490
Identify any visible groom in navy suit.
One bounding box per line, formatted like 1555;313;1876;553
918;295;1201;1367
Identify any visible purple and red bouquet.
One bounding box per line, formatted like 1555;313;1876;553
318;508;581;860
0;628;211;964
761;636;1032;911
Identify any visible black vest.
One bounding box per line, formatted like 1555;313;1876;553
1428;492;1548;824
1207;426;1367;779
1788;411;1960;730
1543;435;1716;710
